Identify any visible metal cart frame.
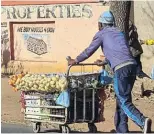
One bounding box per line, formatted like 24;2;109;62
23;63;104;133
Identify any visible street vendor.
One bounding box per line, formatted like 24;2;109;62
68;11;152;133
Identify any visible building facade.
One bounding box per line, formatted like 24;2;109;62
1;1;154;74
1;0;108;73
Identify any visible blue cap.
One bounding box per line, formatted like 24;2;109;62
98;11;114;24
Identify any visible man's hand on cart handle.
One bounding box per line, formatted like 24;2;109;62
66;56;77;65
94;59;105;68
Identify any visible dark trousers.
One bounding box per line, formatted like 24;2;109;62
114;64;145;133
134;55;142;75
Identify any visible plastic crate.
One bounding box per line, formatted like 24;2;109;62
50;117;65;122
25;115;50;120
24;94;40;99
25;107;66;122
25;98;56;106
25;107;41;114
25;99;41;106
50;108;65;116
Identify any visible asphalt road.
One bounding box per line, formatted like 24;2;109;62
1;123;60;133
1;123;33;133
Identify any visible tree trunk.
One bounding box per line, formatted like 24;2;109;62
110;1;131;40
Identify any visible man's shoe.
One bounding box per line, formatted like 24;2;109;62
143;118;152;134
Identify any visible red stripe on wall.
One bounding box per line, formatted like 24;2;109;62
2;0;99;6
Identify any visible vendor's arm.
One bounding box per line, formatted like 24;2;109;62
75;32;102;63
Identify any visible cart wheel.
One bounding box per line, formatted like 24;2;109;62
60;125;70;134
88;123;97;133
59;125;62;132
32;122;41;133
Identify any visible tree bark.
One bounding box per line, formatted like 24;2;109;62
110;1;131;40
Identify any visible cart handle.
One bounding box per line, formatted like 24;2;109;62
66;56;103;77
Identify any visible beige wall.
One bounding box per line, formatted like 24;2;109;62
1;1;154;74
1;3;108;73
133;1;154;74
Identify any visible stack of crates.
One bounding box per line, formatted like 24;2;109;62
24;93;66;123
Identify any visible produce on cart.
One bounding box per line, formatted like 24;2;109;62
9;73;68;92
8;64;111;133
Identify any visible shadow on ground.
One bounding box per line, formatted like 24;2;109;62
41;128;106;133
41;129;154;133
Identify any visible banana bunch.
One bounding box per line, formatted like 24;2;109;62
145;39;154;45
141;39;154;45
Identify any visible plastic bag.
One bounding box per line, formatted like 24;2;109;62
56;89;70;108
100;69;113;85
151;66;154;80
